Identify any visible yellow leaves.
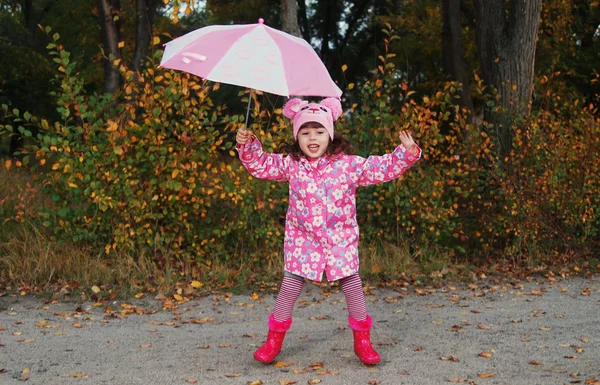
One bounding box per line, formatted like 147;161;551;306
70;373;89;378
273;361;294;368
91;285;101;294
68;182;78;188
172;169;180;179
113;146;124;155
478;372;496;378
153;36;161;46
118;41;125;48
191;280;203;289
4;159;11;170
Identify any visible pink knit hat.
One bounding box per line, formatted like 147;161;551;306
282;98;343;140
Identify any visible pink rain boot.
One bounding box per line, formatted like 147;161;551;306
254;314;293;364
348;314;381;365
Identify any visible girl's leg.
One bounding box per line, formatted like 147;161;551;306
272;274;305;321
341;273;380;365
339;273;367;321
254;273;304;364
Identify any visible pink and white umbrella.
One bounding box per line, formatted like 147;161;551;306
159;18;342;98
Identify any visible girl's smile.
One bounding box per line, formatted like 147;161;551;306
297;126;330;159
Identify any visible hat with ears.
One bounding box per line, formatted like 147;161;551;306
282;97;343;140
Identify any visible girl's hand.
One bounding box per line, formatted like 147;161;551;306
236;128;254;145
399;130;419;156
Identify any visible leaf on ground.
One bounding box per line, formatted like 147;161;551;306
308;362;324;370
478;372;496;378
539;327;552;332
224;374;240;377
448;378;467;383
308;315;328;321
198;345;210;349
186;379;197;384
414;346;423;352
529;360;543;365
273;361;294;368
368;380;381;385
440;356;460;362
307;380;321;385
279;380;297;385
479;351;493;358
140;344;152;348
70;373;88;378
477;324;491;330
247;381;263;385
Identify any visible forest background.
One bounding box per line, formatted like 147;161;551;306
0;0;599;298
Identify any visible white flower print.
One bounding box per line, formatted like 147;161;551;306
310;252;321;262
332;189;343;200
313;216;323;227
307;183;318;194
295;237;305;246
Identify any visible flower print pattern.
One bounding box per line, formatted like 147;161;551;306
236;137;421;281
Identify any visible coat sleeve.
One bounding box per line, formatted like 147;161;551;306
352;144;421;187
236;137;289;181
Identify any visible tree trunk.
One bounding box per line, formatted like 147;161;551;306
442;0;474;117
281;0;301;37
132;0;157;71
96;0;122;93
297;0;311;42
474;0;542;161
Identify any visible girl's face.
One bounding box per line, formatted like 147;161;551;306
297;124;330;159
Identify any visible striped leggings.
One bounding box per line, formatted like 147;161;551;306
272;273;367;322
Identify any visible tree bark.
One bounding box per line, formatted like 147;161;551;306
281;0;301;37
297;0;311;42
132;0;157;71
474;0;542;161
442;0;474;117
96;0;122;93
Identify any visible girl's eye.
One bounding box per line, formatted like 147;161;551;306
317;130;325;135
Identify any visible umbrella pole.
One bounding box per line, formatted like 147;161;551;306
243;89;253;131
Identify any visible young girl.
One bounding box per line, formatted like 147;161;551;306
236;97;421;365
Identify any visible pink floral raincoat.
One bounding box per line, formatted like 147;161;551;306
237;138;421;282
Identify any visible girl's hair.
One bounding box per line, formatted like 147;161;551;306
277;122;354;161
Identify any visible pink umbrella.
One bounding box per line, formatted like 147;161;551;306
159;18;342;129
160;18;342;98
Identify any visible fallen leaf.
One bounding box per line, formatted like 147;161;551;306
279;381;297;385
274;361;293;368
91;286;101;294
293;369;307;375
368;380;381;385
448;378;467;383
478;372;496;378
218;344;230;348
198;345;210;349
479;351;493;358
581;337;589;343
478;324;491;330
186;379;197;384
191;280;204;289
140;344;152;348
70;373;88;378
539;327;552;332
23;339;35;343
414;346;423;352
440;356;460;362
529;360;543;365
72;323;83;328
247;381;263;385
307;380;321;385
224;374;240;377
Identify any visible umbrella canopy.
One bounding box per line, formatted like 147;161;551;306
159;18;342;98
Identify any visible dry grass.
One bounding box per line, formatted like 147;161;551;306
359;240;421;280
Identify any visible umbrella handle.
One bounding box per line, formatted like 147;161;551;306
243;89;253;131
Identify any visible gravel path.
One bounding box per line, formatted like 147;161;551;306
1;276;598;385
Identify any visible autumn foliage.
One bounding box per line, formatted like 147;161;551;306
1;29;599;290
